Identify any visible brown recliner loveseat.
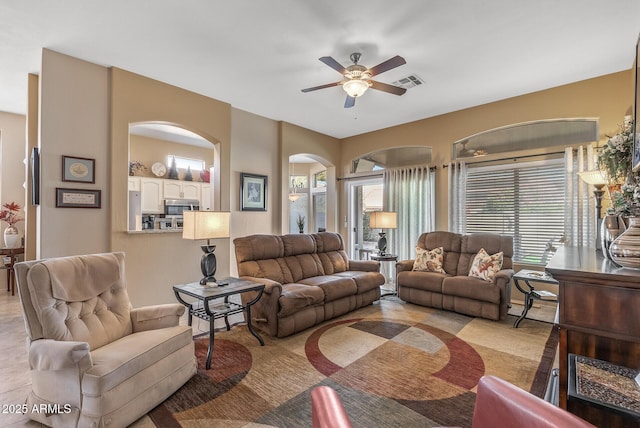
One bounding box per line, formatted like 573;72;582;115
234;232;384;337
397;231;514;320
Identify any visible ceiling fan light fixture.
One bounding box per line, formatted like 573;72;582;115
342;79;369;98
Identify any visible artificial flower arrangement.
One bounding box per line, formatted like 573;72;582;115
0;202;23;225
598;116;640;216
598;115;635;184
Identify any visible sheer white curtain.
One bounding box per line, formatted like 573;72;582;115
383;166;435;261
564;145;597;248
448;162;467;233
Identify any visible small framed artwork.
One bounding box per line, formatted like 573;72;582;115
56;188;101;208
62;155;95;183
240;173;267;211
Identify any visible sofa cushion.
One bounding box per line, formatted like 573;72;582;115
417;231;462;275
278;283;325;317
299;275;357;302
335;271;385;294
468;248;504;282
284;254;325;282
397;270;448;293
82;325;193;397
412;247;445;273
442;276;501;303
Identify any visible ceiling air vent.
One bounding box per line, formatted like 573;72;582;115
392;74;424;89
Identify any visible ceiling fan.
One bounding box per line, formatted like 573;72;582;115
302;52;407;108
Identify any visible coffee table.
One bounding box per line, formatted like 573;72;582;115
173;277;265;369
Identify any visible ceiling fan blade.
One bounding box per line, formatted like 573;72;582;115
367;55;406;76
319;56;348;75
370;80;407;96
344;95;356;108
301;82;341;92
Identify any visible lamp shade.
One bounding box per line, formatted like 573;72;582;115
182;211;230;240
578;170;608;187
369;211;397;229
342;79;370;98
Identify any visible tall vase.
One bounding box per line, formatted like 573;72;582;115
3;225;20;248
609;216;640;269
601;214;626;260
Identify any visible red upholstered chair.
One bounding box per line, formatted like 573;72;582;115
311;386;353;428
472;375;596;428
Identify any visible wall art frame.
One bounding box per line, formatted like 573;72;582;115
56;188;101;208
240;173;267;211
62;155;95;183
633;33;640;172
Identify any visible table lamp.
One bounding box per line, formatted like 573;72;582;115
578;170;608;251
369;211;397;256
182;211;230;285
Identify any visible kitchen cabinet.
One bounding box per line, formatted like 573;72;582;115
545;247;640;427
128;176;140;191
163;180;200;200
140;178;164;214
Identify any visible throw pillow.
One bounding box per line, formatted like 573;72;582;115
468;248;503;281
412;246;446;273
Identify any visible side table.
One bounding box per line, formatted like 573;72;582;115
371;254;398;297
513;269;558;328
1;246;24;296
173;277;265;370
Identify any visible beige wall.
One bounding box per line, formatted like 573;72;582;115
340;70;634;236
229;108;280;275
129;134;214;180
110;67;232;306
280;122;341;233
0;111;27;290
39;49;110;258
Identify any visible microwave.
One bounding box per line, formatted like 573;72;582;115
164;199;199;217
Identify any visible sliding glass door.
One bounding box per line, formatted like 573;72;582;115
347;178;383;260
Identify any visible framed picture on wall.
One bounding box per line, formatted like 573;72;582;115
62;155;96;183
240;173;267;211
56;188;101;208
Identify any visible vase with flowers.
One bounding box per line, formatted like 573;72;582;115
0;202;23;248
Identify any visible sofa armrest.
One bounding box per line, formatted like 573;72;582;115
29;339;92;371
493;268;514;319
131;303;185;332
28;339;92;411
239;276;282;337
348;260;380;272
239;276;282;295
396;259;415;273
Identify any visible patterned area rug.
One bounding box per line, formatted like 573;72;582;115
150;299;557;427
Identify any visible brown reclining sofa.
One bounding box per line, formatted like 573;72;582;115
396;231;514;320
234;232;384;337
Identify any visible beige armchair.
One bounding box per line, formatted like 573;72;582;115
15;252;196;427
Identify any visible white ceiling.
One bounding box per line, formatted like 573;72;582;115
1;1;639;139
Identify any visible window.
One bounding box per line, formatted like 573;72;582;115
167;155;205;171
460;159;565;264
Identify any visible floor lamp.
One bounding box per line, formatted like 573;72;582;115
578;171;608;251
369;211;397;256
182;211;230;285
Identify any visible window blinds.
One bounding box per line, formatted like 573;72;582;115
463;159;565;264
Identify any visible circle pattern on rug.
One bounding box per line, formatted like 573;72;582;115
305;318;485;401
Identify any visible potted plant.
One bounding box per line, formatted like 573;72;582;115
0;202;23;248
296;214;305;234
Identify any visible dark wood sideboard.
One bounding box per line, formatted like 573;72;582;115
546;247;640;427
